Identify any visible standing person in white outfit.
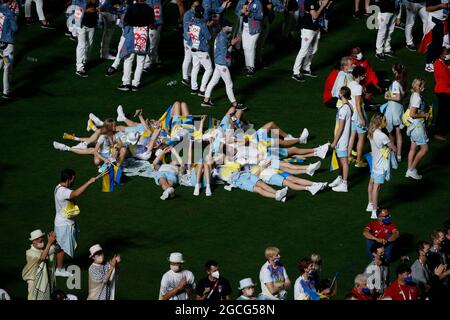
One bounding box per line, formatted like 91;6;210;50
404;0;428;51
0;1;17;99
235;0;264;76
181;0;201;86
117;0;155;91
187;6;213;96
291;0;330;82
159;252;196;300
375;0;398;60
25;0;53;28
201;24;244;109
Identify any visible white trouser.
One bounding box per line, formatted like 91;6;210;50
256;17;270;64
76;26;95;71
100;12;116;57
242;23;260;68
205;64;236;103
191;51;213;91
122;53;145;86
0;44;13;95
111;34;125;69
144;26;162;68
182;39;193;80
405;1;427;45
376;12;396;54
25;0;45;21
292;28;320;75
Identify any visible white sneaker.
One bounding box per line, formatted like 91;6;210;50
284;134;297;141
168;187;175;198
307;183;322;195
315;144;329;159
86;119;98;132
281;197;287;203
424;63;434;73
306;161;321;176
117;105;126;122
89;113;104;127
193;184;200;196
299;128;309;144
55;268;72;277
405;169;422;180
329;176;342;188
73;142;87;149
160;189;171;200
370;210;378;219
224;185;233;191
366;203;374;212
275;188;287;201
205;187;212;196
53;141;70;151
320;182;328;190
332;181;348;192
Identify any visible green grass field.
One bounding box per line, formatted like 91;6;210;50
0;1;449;300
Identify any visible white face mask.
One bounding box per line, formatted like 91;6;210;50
445;54;450;61
170;265;181;273
211;271;220;279
356;53;363;60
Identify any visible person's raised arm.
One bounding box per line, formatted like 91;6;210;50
426;2;448;12
310;0;330;20
39;232;57;262
69;177;96;199
161;275;187;300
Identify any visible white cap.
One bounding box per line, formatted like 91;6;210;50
89;244;103;258
168;252;184;263
126;132;140;145
238;278;256;290
29;229;45;241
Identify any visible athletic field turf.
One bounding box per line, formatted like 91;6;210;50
0;1;449;299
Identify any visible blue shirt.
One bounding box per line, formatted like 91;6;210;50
214;31;232;66
186;17;211;52
235;0;263;34
0;4;18;44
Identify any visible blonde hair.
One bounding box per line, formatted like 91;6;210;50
265;246;279;259
100;118;116;135
354;274;368;286
411;78;425;93
368;113;385;140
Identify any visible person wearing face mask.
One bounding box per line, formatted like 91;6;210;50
22;229;57;300
382;264;419;300
367;114;397;219
331;56;354;103
159;252;196;300
258;246;291;300
87;244;120;300
363;208;399;263
405;78;430;180
350;47;382;97
433;47;450;141
201;24;245;109
195;260;232;300
364;243;389;297
294;258;329;300
411;240;434;299
236;278;257;300
351;274;374;300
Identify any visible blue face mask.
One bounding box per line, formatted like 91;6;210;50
273;258;283;267
361;288;371;295
382;217;392;225
404;277;413;284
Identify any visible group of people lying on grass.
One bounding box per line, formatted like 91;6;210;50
53;101;332;201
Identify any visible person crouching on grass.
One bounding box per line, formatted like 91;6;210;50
329;86;352;192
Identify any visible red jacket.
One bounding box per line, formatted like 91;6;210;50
434;58;450;94
351;56;379;87
323;69;339;103
383;280;419;300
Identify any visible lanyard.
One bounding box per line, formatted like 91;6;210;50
398;284;412;300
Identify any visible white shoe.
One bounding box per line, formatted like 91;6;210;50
275;188;288;201
89;113;104;127
370;210;378;219
193;184;200;196
320;182;328;190
332;181;348;192
306;161;321;176
314;144;329;159
73;142;87;149
307;183;322;195
329;176;342;188
299;128;309;144
424;63;434;73
405;169;422;180
55;268;72;277
168;187;175;198
205;187;212;196
53;141;70;151
366;203;374;212
224;185;233;191
117;105;126;122
284;134;297;141
281;197;287;203
86;119;98;132
160;189;171;200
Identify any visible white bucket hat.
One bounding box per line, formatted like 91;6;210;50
89;244;103;258
126;132;140;145
238;278;256;290
29;229;45;241
168;252;184;263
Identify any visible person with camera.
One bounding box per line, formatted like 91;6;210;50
87;244;121;300
159;252;196;300
259;246;291;300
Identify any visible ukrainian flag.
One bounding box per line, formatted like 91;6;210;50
364;153;373;173
329;150;339;172
158;105;173;130
102;165;123;192
284;157;305;164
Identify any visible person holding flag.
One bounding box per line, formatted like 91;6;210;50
294;258;330;300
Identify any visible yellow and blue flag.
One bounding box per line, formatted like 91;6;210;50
329;150;339;172
364;153;372;173
102;165;123;192
158;105;173;130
